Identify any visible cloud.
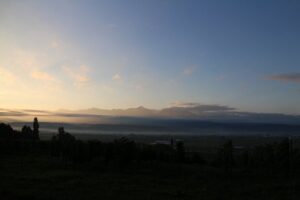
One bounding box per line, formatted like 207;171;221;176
13;48;41;70
170;101;201;108
0;110;27;117
112;73;122;81
50;40;60;49
22;109;52;114
31;70;56;82
183;65;197;75
9;48;60;85
168;101;235;113
63;65;90;88
266;73;300;83
0;67;16;84
29;70;62;92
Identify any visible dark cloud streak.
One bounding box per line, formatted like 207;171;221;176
266;73;300;83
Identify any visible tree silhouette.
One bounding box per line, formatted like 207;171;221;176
0;123;13;139
56;127;76;142
33;117;40;140
51;127;76;161
21;125;33;139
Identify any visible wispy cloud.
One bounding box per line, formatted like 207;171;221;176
31;70;56;82
0;110;28;117
0;67;16;84
170;101;201;108
266;73;300;83
112;73;122;81
169;101;235;112
22;109;52;114
10;48;59;83
183;65;197;75
62;65;91;88
50;40;60;49
13;48;42;70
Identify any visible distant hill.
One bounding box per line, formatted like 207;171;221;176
1;105;300;125
57;106;300;125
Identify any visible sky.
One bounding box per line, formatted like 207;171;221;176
0;0;300;114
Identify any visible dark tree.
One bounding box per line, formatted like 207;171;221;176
0;123;13;139
33;117;40;140
56;127;76;142
21;125;33;139
51;127;76;161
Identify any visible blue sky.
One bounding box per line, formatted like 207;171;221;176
0;0;300;114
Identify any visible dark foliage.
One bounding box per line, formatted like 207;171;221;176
1;120;300;199
0;118;40;140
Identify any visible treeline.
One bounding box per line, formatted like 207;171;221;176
0;118;40;140
50;130;300;175
213;139;300;176
50;129;190;166
1;119;300;176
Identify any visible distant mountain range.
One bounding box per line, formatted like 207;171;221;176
1;104;300;125
58;104;236;118
56;105;300;125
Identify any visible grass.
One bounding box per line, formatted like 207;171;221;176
0;153;299;200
